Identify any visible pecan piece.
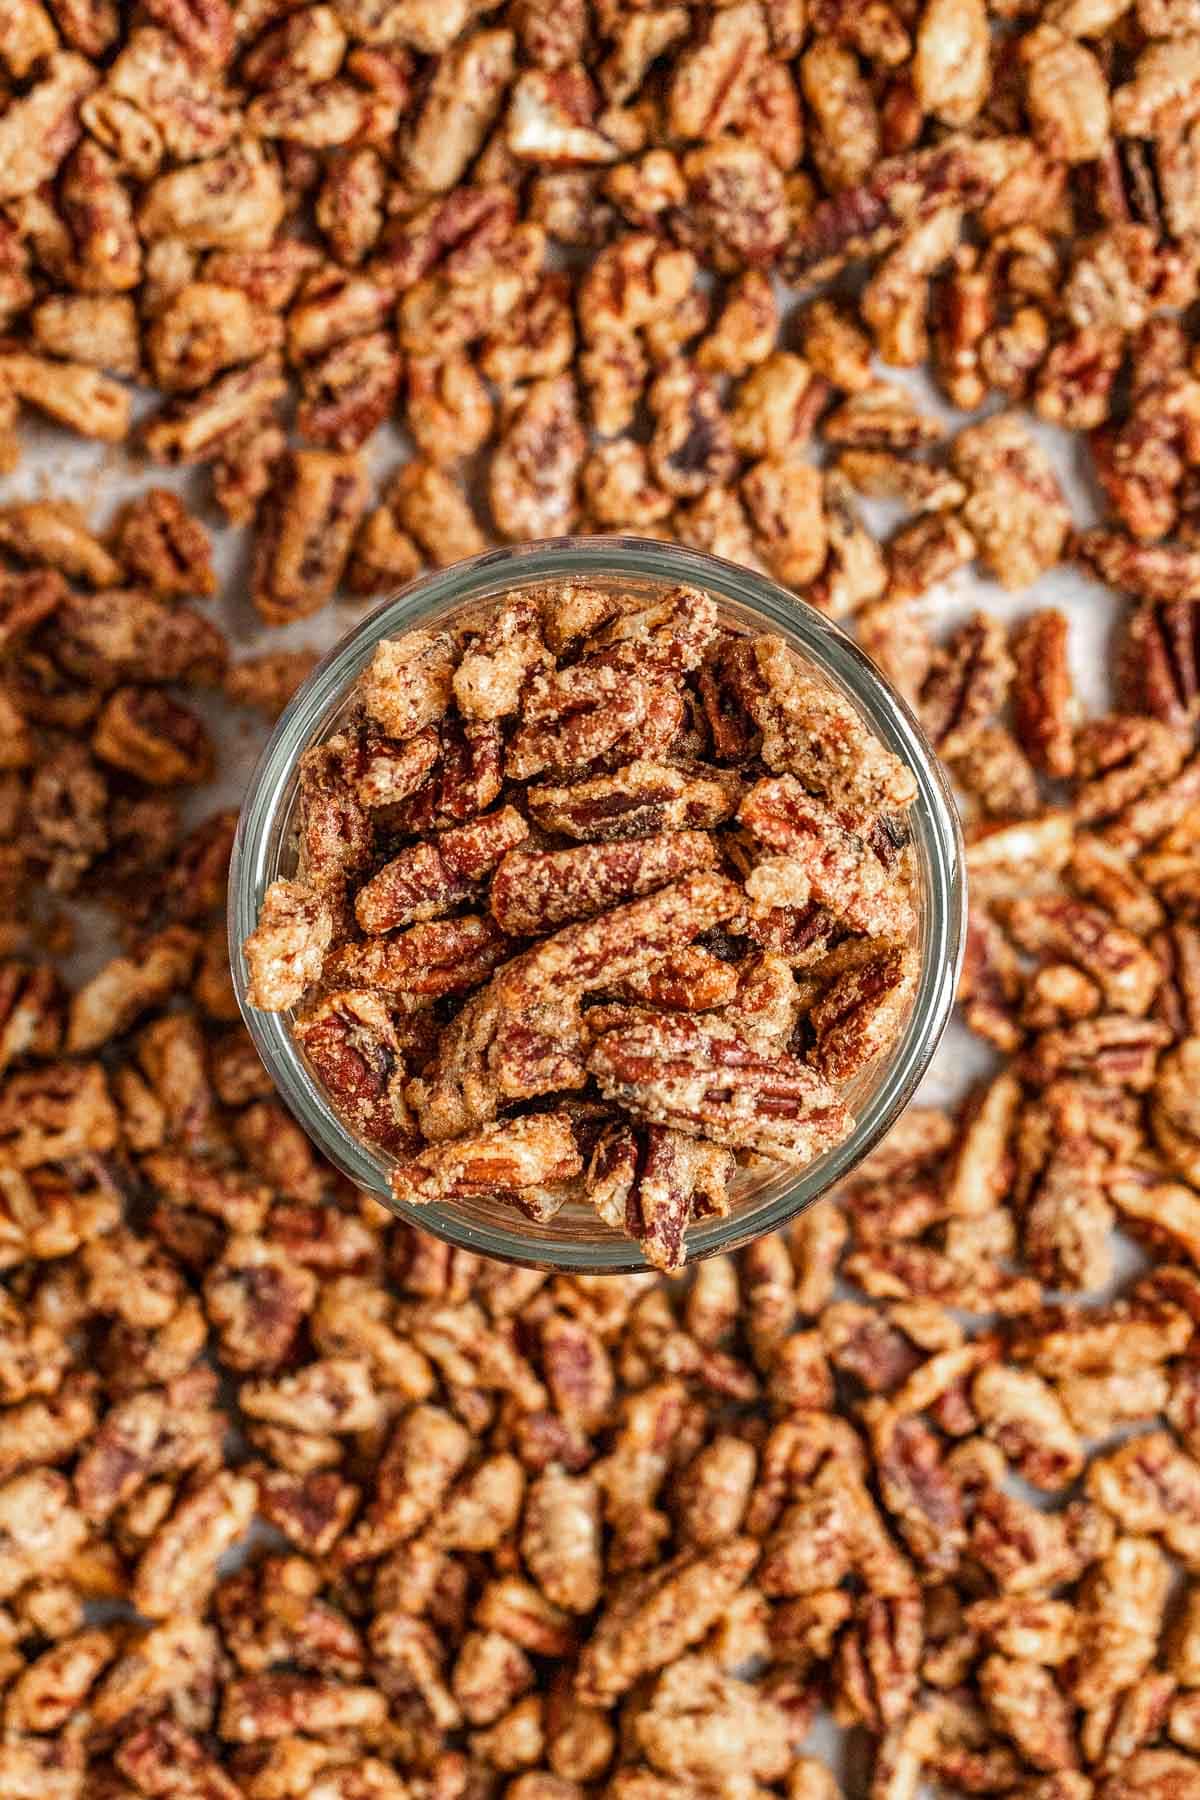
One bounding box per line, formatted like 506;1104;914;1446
329;916;509;1000
354;804;528;932
740;776;914;938
999;896;1162;1016
390;1112;582;1209
1120;601;1200;731
1011;610;1078;779
584;1121;733;1271
490;832;717;936
293;988;414;1151
528;759;742;841
588;1012;853;1164
802;940;917;1082
252;449;369;625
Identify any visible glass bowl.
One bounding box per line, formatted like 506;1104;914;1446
229;537;966;1273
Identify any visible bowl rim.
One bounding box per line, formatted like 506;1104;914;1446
228;535;967;1273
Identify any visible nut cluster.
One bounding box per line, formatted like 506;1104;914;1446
241;582;920;1270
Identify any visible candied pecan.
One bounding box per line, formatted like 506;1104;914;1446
588;1012;852;1164
728;635;917;814
999;896;1162;1016
242;880;333;1012
295;737;372;894
646;362;737;501
577;1537;758;1705
1080;530;1200;603
252;448;369;625
740;776;914;938
785;136;1029;281
920;612;1013;761
66;926;198;1053
295;331;403;451
225;648;319;720
354;804;528;931
585;1121;733;1270
952;412;1072;590
1120;602;1200;731
1008;609;1078;779
391;1112;581;1210
491;832;717;937
293;989;414;1151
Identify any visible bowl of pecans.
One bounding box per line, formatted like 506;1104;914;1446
230;537;966;1273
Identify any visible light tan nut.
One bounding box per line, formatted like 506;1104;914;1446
952;412;1072;591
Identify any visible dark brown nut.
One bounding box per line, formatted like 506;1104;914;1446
293;989;414;1152
920;612;1013;762
109;489;216;601
1011;609;1077;779
91;687;214;787
252;449;369;624
355;805;528;932
1119;603;1200;732
585;1121;733;1270
295;331;404;451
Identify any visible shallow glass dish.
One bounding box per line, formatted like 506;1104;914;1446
229;537;966;1273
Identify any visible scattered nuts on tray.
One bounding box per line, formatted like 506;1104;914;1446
241;583;920;1266
9;0;1200;1792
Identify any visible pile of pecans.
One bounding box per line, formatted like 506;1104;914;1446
242;583;920;1270
10;0;1200;1793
